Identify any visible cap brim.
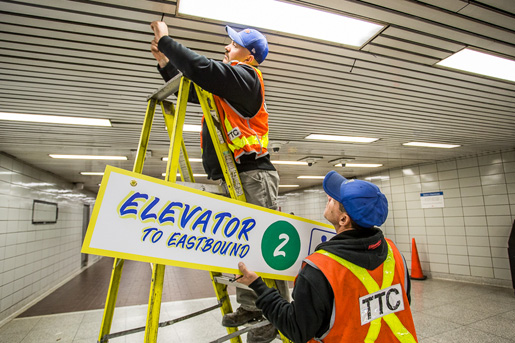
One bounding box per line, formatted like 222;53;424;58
225;26;245;48
323;171;347;202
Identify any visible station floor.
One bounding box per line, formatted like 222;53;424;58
1;257;515;343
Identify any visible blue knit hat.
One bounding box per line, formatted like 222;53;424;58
323;171;388;228
226;26;269;64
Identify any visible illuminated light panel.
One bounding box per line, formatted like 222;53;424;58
0;112;111;126
306;134;378;143
334;163;383;168
178;0;384;48
80;172;104;176
279;185;300;188
162;157;202;162
437;48;515;82
184;124;201;132
50;154;127;160
272;160;308;166
403;142;460;149
162;173;208;177
297;175;325;179
365;176;390;181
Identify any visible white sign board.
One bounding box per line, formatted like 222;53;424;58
82;166;335;281
420;191;444;208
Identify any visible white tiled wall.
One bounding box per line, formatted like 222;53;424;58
0;153;98;324
278;149;515;288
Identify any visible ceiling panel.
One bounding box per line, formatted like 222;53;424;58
0;0;514;194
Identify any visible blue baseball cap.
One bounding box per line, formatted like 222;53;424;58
226;26;269;64
323;171;388;228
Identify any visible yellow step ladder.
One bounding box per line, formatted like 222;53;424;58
96;74;292;343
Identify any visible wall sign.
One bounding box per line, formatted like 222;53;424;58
32;200;58;224
82;166;335;281
420;191;445;208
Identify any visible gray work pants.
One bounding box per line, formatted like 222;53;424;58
237;169;291;310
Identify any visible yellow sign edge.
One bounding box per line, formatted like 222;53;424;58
81;165;332;281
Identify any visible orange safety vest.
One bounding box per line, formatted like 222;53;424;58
304;239;418;343
211;62;269;163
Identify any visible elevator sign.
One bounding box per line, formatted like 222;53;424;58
82;166;335;281
420;191;444;208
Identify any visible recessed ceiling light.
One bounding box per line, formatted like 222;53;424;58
80;172;105;176
297;175;325;179
272;160;308;166
279;185;300;188
0;112;111;126
162;157;202;162
178;0;384;48
403;142;460;149
334;163;383;168
162;173;207;177
184;124;202;132
365;176;390;181
50;154;127;160
306;134;378;143
437;48;515;82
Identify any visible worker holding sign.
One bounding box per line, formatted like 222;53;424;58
150;21;288;343
237;171;418;343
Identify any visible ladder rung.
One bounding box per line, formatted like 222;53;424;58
209;320;276;343
98;301;224;342
214;275;252;290
148;73;184;101
176;181;228;195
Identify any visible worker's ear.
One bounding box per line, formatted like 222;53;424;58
244;54;258;65
339;212;352;228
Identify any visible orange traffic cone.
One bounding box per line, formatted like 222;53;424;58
410;238;427;280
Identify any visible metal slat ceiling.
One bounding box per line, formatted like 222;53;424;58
0;0;514;193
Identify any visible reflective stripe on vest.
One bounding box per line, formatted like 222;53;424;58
317;242;416;343
213;63;270;162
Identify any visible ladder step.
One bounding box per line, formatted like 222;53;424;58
209;320;279;343
176;181;228;195
148;73;183;101
213;275;252;290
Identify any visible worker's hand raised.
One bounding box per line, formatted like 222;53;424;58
150;21;169;42
236;262;259;286
150;39;169;68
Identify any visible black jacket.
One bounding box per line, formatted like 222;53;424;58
156;36;275;180
249;228;411;343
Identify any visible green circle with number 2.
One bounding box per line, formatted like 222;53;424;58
261;221;301;271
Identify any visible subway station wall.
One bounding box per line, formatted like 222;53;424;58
278;149;515;288
0;153;99;324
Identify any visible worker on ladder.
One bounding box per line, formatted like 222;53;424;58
150;21;290;343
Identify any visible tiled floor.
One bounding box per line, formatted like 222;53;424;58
18;258;234;317
1;257;515;342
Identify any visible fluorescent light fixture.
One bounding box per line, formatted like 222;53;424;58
162;157;202;162
50;154;127;160
279;185;300;188
272;160;308;166
403;142;460;149
306;134;378;143
0;112;111;126
80;172;104;176
334;163;383;168
178;0;384;48
365;176;390;181
184;124;201;132
162;173;208;177
297;175;325;179
437;48;515;82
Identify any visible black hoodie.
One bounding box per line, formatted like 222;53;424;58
249;227;411;343
156;36;275;180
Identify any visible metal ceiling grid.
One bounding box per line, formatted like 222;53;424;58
0;0;514;193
